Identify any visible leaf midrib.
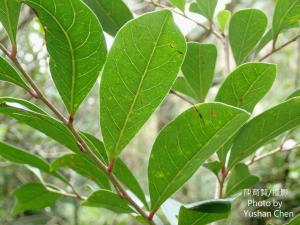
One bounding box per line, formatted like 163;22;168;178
27;0;76;113
151;112;246;210
112;14;170;156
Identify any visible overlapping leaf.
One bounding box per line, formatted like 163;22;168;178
173;77;198;100
83;0;133;36
82;190;134;213
189;0;218;21
51;153;111;189
272;0;300;39
80;133;148;207
229;9;267;65
0;98;80;152
0;0;20;44
148;103;250;210
168;0;186;12
0;56;29;90
100;10;186;158
225;163;259;196
22;0;107;114
217;10;231;32
229;97;300;168
13;183;61;214
216;63;276;112
181;43;217;102
178;200;231;225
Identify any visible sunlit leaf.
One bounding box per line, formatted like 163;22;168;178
217;10;231;32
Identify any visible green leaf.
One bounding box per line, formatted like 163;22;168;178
100;10;186;158
80;132;108;163
0;141;48;172
173;77;198;100
225;163;259;196
178;200;231;225
215;63;276;112
0;97;47;114
181;43;217;102
82;0;133;36
255;28;273;54
0;0;21;45
272;0;300;39
168;0;186;12
148;103;250;210
217;137;233;163
114;159;148;208
51;153;111;189
229;9;267;65
0;141;67;182
217;10;231;32
82;190;134;213
189;0;218;21
13;183;61;214
229;97;300;168
0;56;29;90
287;89;300;100
203;161;222;177
0;99;80;152
285;214;300;225
79;133;148;207
22;0;107;114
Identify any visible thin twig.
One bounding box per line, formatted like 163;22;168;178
170;90;196;105
247;144;300;166
0;45;155;225
145;0;223;41
259;35;300;61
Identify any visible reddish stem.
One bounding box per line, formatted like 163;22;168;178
107;158;115;173
148;210;155;221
